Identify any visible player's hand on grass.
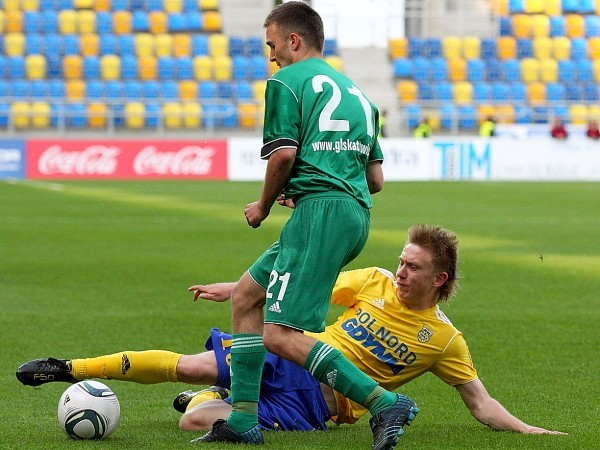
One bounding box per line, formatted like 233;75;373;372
244;201;269;228
522;426;567;435
188;283;235;302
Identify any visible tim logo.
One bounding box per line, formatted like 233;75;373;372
417;326;433;343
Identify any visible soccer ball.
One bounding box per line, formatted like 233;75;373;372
57;380;120;440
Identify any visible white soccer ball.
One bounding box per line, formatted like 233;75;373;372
57;380;120;440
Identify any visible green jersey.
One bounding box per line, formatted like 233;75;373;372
261;58;384;209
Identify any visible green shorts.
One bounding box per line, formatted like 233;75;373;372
248;192;370;333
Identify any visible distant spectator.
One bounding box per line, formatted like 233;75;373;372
378;110;387;138
479;116;496;137
550;118;568;140
586;120;600;140
413;117;432;138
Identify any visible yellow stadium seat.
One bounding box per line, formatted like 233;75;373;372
81;34;100;57
396;80;418;102
193;55;213;80
66;79;86;100
199;0;219;9
0;11;5;34
208;33;229;57
182;102;201;128
95;0;111;12
31;101;50;129
539;58;558;83
165;0;183;13
113;11;132;35
25;55;46;80
325;56;343;72
462;36;480;60
135;33;155;57
491;0;508;16
533;36;552;59
155;33;173;57
138;55;157;80
565;14;585;38
62;55;83;80
74;0;94;8
163;102;183;128
524;0;544;13
497;36;516;59
520;58;540;82
389;38;407;59
125;102;145;129
5;33;25;57
203;11;222;32
442;36;462;59
552;37;571;60
588;37;600;59
530;14;549;37
495;104;515;124
149;11;168;34
593;60;600;82
476;104;496;124
512;14;531;39
100;54;121;80
58;10;77;35
526;81;546;104
3;0;19;9
213;55;232;81
453;81;473;105
78;10;96;34
588;105;600;121
178;80;198;100
568;104;588;124
172;34;192;57
11;102;30;129
22;0;40;11
448;58;466;81
543;0;561;16
238;102;258;128
252;80;267;100
88;102;108;128
6;10;23;33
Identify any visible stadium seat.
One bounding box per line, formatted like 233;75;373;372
558;59;575;81
87;101;107;128
526;81;546;104
569;104;588;124
48;79;65;99
389;38;407;59
117;35;134;56
138;55;157;80
199;0;220;10
149;11;168;34
178;80;197;99
140;80;159;98
80;33;99;57
499;17;512;37
121;54;138;80
77;10;96;34
162;101;182;128
412;57;430;82
100;33;120;55
396;80;418;102
100;54;121;80
123;80;142;99
430;57;447;81
533;36;552;59
565;83;583;100
155;33;173;57
517;38;533;58
191;34;209;56
161;80;178;99
542;0;561;15
434;81;453;101
168;13;188;32
7;56;26;79
124;102;145;129
5;32;25;56
63;34;79;55
498;36;516;59
472;82;491;103
198;80;217;99
424;38;442;58
531;14;549;37
476;104;496;124
486;58;502;81
202;11;221;32
29;101;50;129
64;103;85;128
439;104;456;129
104;80;123;99
176;57;193;79
173;34;192;57
495;104;515;123
11;101;30;129
512;14;531;39
583;83;599;100
448;58;466;81
65;79;85;100
520;58;539;82
546;82;565;101
565;14;585;38
82;55;100;79
11;80;30;98
182;101;201;128
58;10;77;35
466;59;485;82
135;33;154;57
208;33;228;57
213;55;232;81
417;82;434;101
462;36;480;59
571;38;587;60
552;36;571;60
549;16;565;37
458;105;477;129
6;10;23;33
157;56;176;80
490;82;510;102
588;37;600;59
62;54;82;80
85;80;104;99
585;15;600;37
30;80;49;98
481;38;497;60
23;11;42;34
539;58;558;82
232;55;250;80
245;36;264;57
186;11;203;32
183;0;199;11
509;81;527;102
238;102;258;128
407;37;423;58
249;80;264;100
132;11;149;32
576;59;594;82
442;36;461;59
193;55;213;80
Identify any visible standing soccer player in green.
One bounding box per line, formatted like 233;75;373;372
196;3;418;449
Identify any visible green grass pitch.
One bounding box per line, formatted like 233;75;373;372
1;180;598;449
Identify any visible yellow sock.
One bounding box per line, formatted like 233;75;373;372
186;390;226;412
71;350;182;384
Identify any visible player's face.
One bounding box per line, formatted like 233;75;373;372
395;244;441;306
265;23;293;68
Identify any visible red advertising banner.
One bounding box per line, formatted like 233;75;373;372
26;139;228;179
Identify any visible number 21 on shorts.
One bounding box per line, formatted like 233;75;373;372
266;270;290;313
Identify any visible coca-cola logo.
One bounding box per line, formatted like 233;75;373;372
38;145;121;175
133;145;215;175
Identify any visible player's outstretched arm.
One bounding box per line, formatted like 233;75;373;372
188;282;236;302
455;379;567;435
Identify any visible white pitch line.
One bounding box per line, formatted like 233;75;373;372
3;179;65;191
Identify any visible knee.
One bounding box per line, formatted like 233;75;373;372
179;412;211;431
231;279;265;312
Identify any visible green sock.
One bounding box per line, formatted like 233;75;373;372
227;334;266;433
304;341;397;416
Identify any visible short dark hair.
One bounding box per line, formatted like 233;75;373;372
264;1;324;52
407;224;460;302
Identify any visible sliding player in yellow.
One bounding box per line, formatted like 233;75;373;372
17;224;565;439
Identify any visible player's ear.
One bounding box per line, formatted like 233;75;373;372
290;32;300;51
433;272;448;287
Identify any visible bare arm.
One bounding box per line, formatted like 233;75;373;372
188;282;236;302
367;161;383;194
456;379;566;434
245;148;296;228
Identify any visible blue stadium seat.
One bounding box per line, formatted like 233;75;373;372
201;103;220;128
404;104;421;129
0;36;3;56
199;81;218;99
467;59;486;82
324;38;338;56
430;57;447;81
417;82;434;100
424;38;442;58
12;80;30;98
47;57;64;80
105;81;124;99
83;56;101;79
218;81;235;99
58;0;73;9
145;102;160;128
111;104;125;127
549;16;565;37
0;56;6;78
132;11;149;32
147;0;163;11
472;82;491;102
552;105;569;120
44;34;62;58
123;80;143;99
96;12;113;34
100;34;120;55
440;104;456;129
218;103;238;128
579;0;596;13
412;57;430;82
121;54;138;80
576;60;593;82
508;0;524;13
39;0;55;11
571;39;587;60
31;80;48;98
8;56;26;79
490;82;510;102
119;35;135;56
142;81;161;98
158;57;176;80
458;105;477;129
229;37;245;57
169;13;188;32
565;83;582;100
161;81;178;99
434;81;453;101
558;60;575;82
24;11;43;34
499;17;512;37
245;37;264;57
486;58;503;81
66;103;87;129
42;10;59;34
501;59;520;82
130;0;146;11
583;83;599;101
481;38;497;59
561;0;579;13
393;58;413;78
232;56;249;80
112;0;129;10
249;55;267;80
509;82;526;102
86;80;105;99
184;0;199;11
25;34;45;55
516;39;533;58
187;12;203;31
235;81;253;100
408;37;424;58
192;34;209;56
514;105;531;123
546;82;565;101
176;57;193;79
63;35;80;56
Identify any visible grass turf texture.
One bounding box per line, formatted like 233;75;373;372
1;180;598;450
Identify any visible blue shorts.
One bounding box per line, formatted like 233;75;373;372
204;328;331;431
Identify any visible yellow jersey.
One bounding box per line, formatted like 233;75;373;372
306;267;478;424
